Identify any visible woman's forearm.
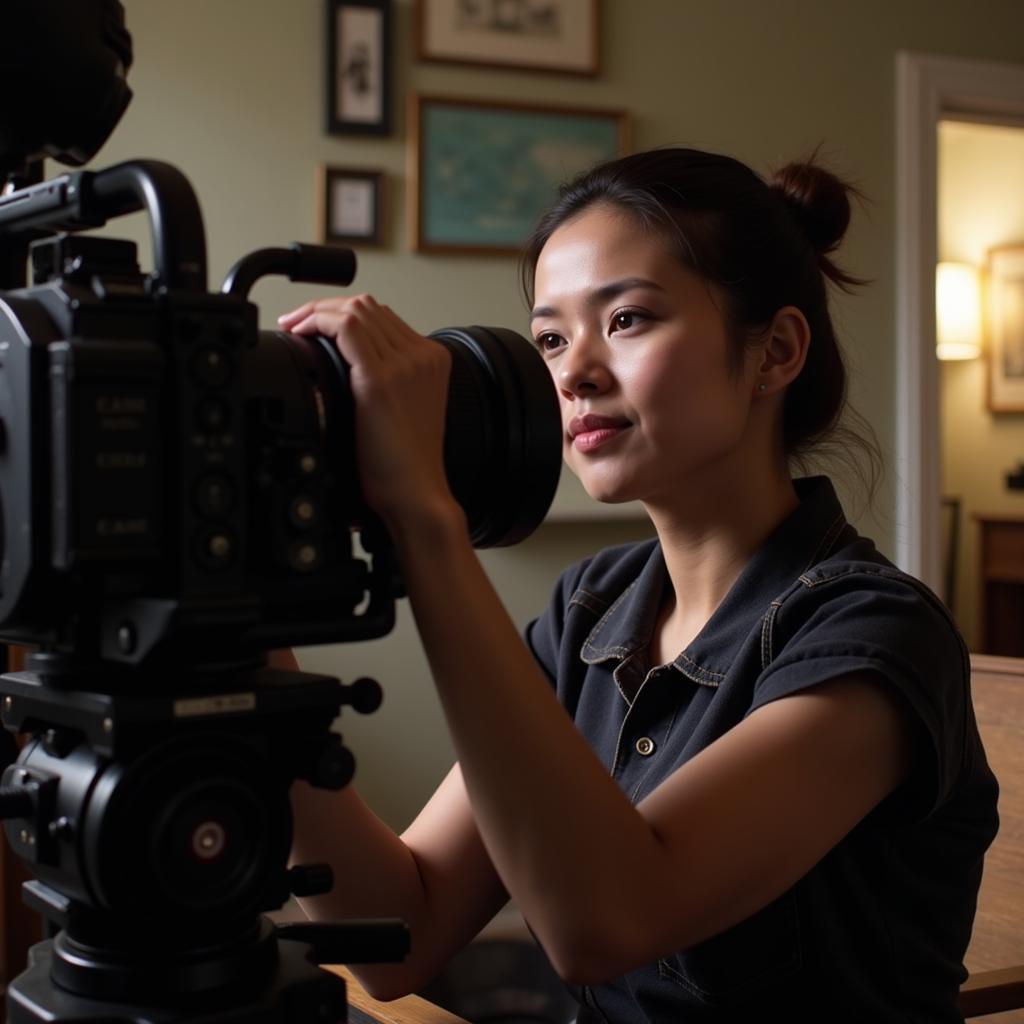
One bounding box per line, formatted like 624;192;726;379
289;781;437;997
289;754;509;999
387;504;673;980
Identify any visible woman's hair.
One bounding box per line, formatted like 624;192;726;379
520;147;882;498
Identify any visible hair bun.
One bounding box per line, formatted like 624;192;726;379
769;158;863;287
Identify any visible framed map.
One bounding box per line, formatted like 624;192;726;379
409;95;629;255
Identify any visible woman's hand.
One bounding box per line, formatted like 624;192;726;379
277;294;457;530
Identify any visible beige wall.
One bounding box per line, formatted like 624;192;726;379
82;0;1024;826
939;121;1024;650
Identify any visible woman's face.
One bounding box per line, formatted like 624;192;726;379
531;203;763;506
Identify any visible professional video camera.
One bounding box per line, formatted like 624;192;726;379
0;3;562;1022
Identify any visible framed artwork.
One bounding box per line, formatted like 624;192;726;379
409;95;629;255
414;0;600;75
326;0;392;135
987;244;1024;412
319;166;384;246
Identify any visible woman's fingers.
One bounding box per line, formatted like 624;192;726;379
280;294;409;363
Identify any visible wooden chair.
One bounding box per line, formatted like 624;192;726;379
959;654;1024;1019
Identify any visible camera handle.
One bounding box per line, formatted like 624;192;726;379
0;158;205;291
222;243;357;299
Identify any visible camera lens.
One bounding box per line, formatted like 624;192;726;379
428;326;562;547
248;325;561;550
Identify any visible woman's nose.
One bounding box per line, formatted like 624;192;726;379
557;339;612;399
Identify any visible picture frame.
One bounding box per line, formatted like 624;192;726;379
319;165;384;246
409;95;629;255
326;0;392;136
987;244;1024;412
414;0;600;76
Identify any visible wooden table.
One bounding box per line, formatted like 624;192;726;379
324;966;469;1024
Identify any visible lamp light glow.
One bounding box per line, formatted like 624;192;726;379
936;261;982;361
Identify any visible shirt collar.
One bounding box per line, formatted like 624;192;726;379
580;476;852;687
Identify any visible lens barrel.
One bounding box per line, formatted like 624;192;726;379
277;325;561;548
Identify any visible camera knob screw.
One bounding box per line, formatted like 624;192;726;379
48;816;75;842
116;622;136;654
313;735;356;790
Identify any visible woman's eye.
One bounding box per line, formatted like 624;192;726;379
611;309;642;332
535;332;564;353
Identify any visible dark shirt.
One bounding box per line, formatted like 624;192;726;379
524;477;999;1023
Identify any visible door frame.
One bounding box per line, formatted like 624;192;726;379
895;52;1024;589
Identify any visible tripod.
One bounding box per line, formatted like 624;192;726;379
0;653;408;1023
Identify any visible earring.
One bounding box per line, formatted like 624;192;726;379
757;383;767;392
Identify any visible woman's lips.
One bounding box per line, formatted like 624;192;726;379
573;426;629;452
568;414;632;453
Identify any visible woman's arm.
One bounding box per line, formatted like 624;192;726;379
278;296;912;985
388;508;911;984
289;764;508;1000
271;651;508;1001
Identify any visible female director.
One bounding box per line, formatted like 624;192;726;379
279;147;998;1023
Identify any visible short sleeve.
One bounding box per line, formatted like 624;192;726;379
523;558;591;687
750;565;970;819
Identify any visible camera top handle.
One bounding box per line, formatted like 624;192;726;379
222;243;357;299
0;159;205;291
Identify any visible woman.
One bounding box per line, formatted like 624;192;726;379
278;148;998;1022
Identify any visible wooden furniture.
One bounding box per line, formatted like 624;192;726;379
960;653;1024;1018
327;965;468;1024
976;516;1024;656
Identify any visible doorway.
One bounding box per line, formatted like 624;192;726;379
895;53;1024;643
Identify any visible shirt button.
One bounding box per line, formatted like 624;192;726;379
635;737;656;756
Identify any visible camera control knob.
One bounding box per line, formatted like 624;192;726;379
191;346;233;388
288;495;318;529
287;541;321;572
195;528;236;570
340;677;383;715
312;735;356;790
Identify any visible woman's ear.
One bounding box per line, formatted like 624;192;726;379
752;306;811;396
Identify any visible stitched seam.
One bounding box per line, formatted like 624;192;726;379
581;579;640;661
675;650;725;684
761;600;781;671
803;511;846;570
612;653;644;705
569;587;609;616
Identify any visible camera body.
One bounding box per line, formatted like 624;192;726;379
0;229;389;668
0;161;560;670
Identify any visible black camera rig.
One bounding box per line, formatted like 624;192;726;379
0;3;562;1021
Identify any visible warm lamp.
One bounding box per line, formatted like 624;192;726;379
936;261;982;361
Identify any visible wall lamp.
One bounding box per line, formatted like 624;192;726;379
936;261;983;361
